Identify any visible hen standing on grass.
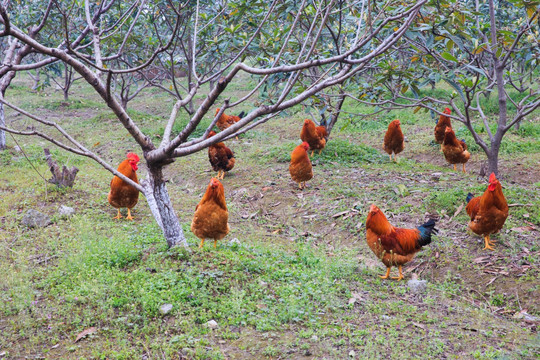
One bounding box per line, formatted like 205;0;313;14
383;119;404;162
434;107;452;151
442;127;470;173
191;178;230;249
207;131;235;180
289;142;313;190
366;204;438;281
215;108;245;140
466;173;509;251
300;119;327;156
108;152;140;220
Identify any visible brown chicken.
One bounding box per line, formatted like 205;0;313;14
442;127;470;172
434;107;452;150
466;173;509;251
207;131;235;179
383;119;404;162
191;178;230;249
300;119;327;156
289;141;313;189
366;204;438;281
215;108;245;132
108;152;140;220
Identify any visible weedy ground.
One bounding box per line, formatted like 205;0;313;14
0;74;539;359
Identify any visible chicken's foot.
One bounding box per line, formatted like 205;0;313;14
311;150;314;157
483;235;495;251
126;208;134;220
318;149;322;155
391;265;404;281
214;240;217;249
380;267;391;279
388;154;392;161
113;209;122;219
453;164;457;171
199;238;205;248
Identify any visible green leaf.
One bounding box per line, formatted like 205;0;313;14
444;78;466;102
441;52;459;63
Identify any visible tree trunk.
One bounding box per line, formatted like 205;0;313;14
31;70;40;90
0;102;6;151
487;140;500;176
146;164;188;248
326;92;346;137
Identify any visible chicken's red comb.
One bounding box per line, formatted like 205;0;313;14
489;172;496;183
127;152;140;162
369;204;378;212
301;141;310;149
210;177;220;186
444;107;451;114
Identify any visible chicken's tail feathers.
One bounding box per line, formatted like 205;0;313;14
466;192;475;204
238;111;246;119
417;218;438;247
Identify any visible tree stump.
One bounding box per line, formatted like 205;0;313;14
44;148;79;187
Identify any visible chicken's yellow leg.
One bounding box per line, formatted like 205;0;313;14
380;267;391;279
453;164;457;171
126;208;134;220
220;171;225;180
394;154;398;163
389;154;392;161
113;209;122;219
319;149;322;155
311;150;314;157
462;163;466;173
199;238;205;248
391;266;404;281
214;240;217;249
483;235;495;251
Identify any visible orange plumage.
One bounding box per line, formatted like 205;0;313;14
289;141;313;190
466;173;509;251
108;152;140;220
215;108;244;132
383;119;404;162
191;178;230;248
300;119;327;156
207;131;235;180
442;127;470;172
434;107;452;145
366;204;437;281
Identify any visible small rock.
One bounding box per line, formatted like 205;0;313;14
229;238;241;246
205;320;218;329
311;335;319;342
431;172;442;181
408;279;428;294
58;205;75;218
349;350;356;357
14;146;21;152
259;280;268;286
22;209;51;228
159;303;173;315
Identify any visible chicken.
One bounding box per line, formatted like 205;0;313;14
466;173;509;251
207;131;235;180
383;119;404;162
108;152;140;220
300;119;327;156
289;141;313;190
442;127;471;173
191;178;230;249
434;107;452;150
366;204;438;281
215;108;245;135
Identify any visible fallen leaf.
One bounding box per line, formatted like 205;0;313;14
473;256;490;263
511;226;534;233
332;211;349;218
452;203;464;219
75;327;96;343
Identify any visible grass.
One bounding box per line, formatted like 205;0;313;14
0;74;539;359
